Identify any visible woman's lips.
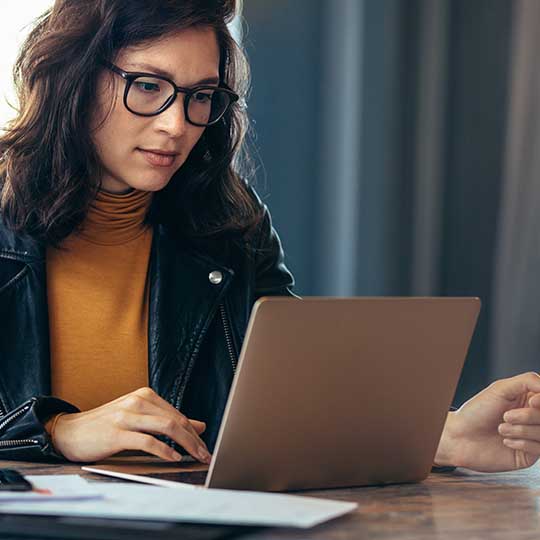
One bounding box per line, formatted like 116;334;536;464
138;148;177;167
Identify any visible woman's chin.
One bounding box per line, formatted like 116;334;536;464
125;174;175;193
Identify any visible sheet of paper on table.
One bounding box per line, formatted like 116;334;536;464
82;455;209;487
1;479;357;529
0;475;102;503
82;466;199;489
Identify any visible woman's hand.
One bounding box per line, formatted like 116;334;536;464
50;387;212;464
435;372;540;472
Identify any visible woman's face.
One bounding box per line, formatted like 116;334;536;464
91;26;220;194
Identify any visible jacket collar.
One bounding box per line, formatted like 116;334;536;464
0;218;45;263
0;219;235;272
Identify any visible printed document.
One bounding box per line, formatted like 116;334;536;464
1;480;357;528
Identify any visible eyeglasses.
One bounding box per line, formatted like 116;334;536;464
102;61;239;127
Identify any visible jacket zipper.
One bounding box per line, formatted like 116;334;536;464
173;301;238;410
0;439;39;448
219;303;237;373
0;403;39;448
0;404;31;433
0;251;29;261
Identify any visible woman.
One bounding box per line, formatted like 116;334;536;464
0;0;539;473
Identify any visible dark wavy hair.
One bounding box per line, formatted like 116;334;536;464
0;0;261;246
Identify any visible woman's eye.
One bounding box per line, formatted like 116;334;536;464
134;81;161;93
193;92;212;103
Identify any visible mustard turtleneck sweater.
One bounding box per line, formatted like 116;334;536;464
46;189;153;411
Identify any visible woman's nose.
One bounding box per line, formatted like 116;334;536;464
154;96;188;137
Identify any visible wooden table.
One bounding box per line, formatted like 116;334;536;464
1;459;539;539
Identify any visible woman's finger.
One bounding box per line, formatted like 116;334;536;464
133;388;206;432
190;420;206;434
528;393;540;408
116;411;211;463
129;388;208;444
502;438;540;455
503;406;540;425
502;438;540;468
499;423;540;442
119;431;182;462
119;391;209;453
492;372;540;402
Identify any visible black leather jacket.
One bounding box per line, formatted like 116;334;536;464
0;190;295;461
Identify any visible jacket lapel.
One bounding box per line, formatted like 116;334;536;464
148;225;235;409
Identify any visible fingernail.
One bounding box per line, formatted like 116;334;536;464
198;447;211;463
172;450;182;461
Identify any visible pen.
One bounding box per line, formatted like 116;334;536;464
0;469;34;491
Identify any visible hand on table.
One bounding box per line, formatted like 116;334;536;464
49;387;211;464
435;372;540;472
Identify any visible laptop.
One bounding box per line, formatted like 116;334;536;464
84;297;479;492
204;296;480;491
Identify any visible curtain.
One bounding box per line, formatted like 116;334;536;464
241;0;514;403
490;0;540;380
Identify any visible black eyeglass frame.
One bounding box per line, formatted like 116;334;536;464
102;61;239;126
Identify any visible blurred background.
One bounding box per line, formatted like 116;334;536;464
242;0;540;405
1;1;538;405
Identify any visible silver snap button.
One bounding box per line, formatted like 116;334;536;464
209;270;223;285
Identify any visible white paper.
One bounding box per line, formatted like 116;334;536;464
81;466;197;489
0;475;102;503
1;481;357;528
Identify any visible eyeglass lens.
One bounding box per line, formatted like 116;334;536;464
126;76;231;125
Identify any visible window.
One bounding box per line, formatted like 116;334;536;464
0;2;53;129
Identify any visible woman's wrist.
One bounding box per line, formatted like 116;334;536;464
44;412;68;452
434;411;459;467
